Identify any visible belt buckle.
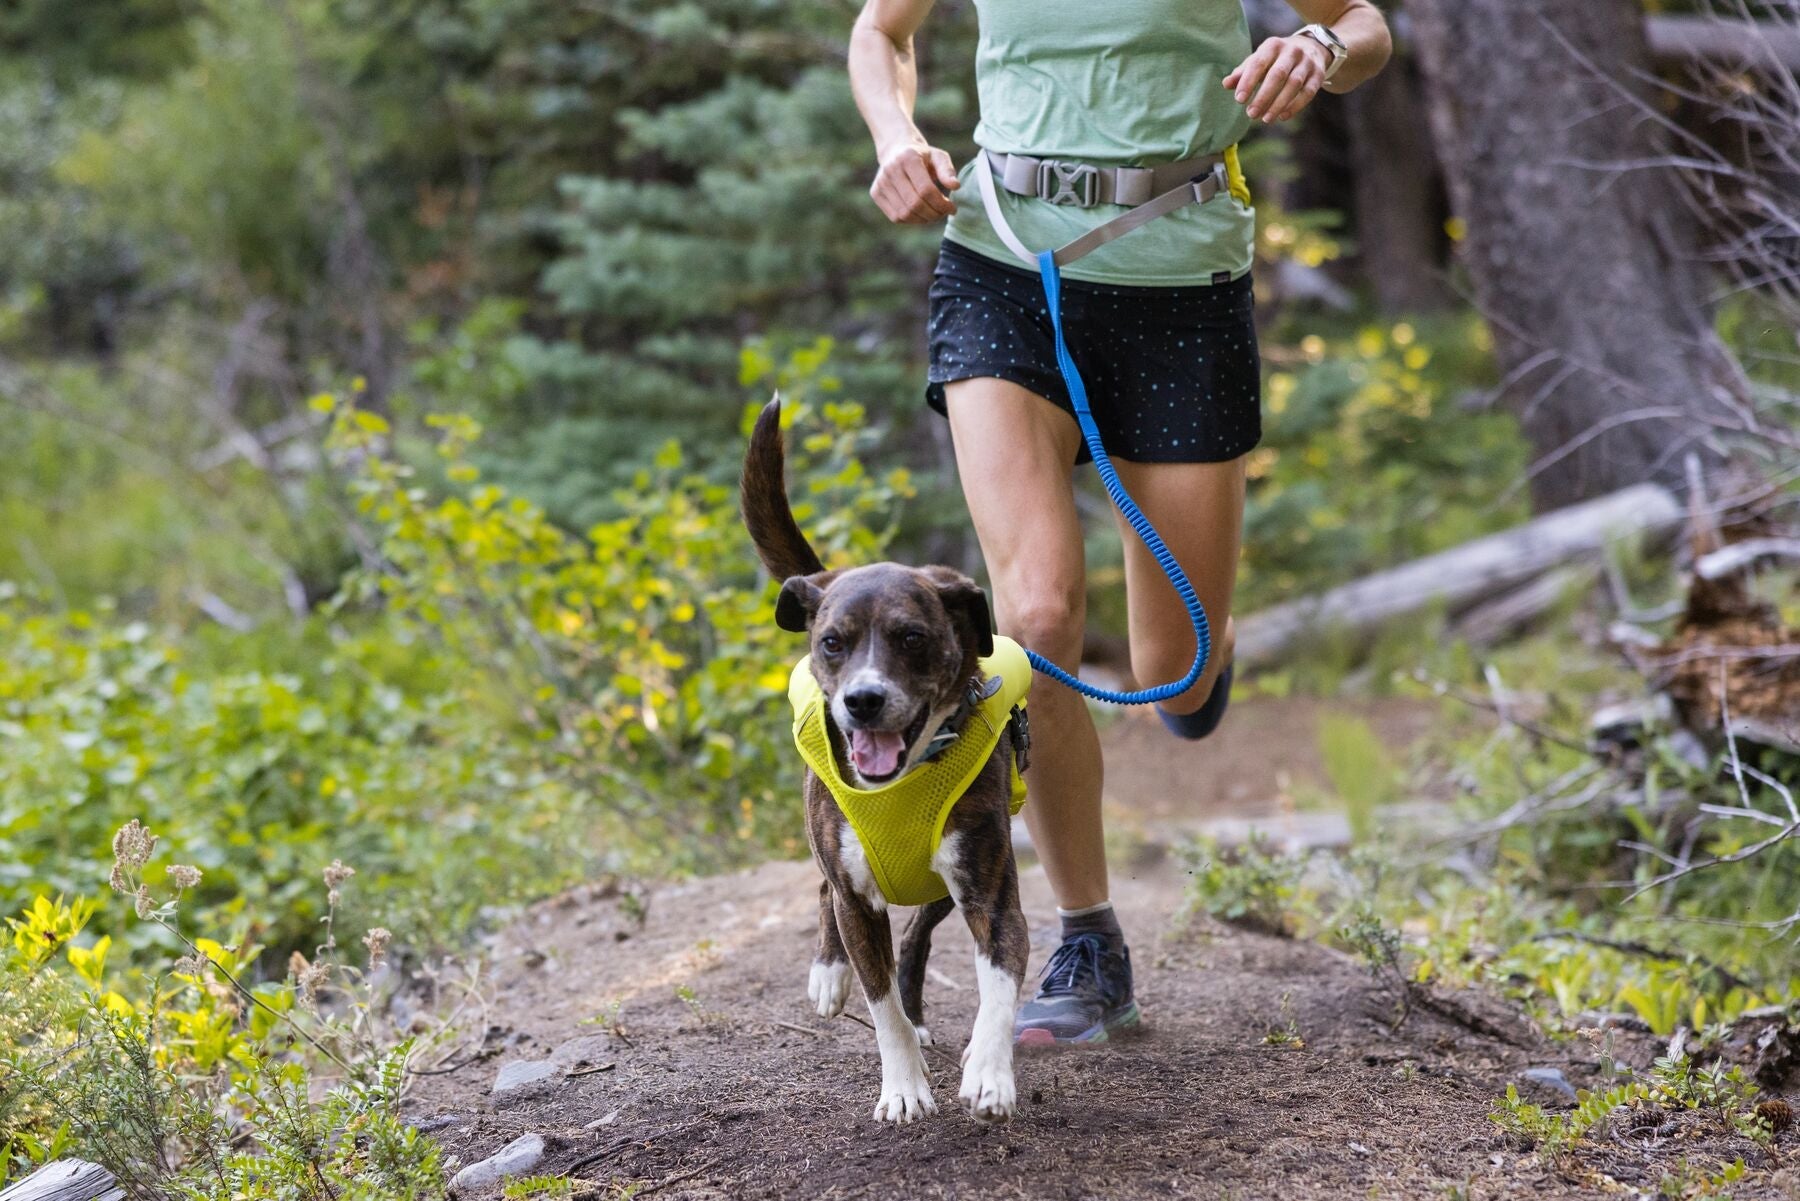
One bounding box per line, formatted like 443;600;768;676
1038;160;1099;207
1192;161;1229;202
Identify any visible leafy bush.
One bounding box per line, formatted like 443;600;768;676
1177;834;1311;938
1;344;905;962
1240;316;1527;608
0;588;582;960
1;840;443;1198
323;339;909;865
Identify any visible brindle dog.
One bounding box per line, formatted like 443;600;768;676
740;397;1030;1124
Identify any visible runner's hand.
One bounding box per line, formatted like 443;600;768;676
1224;35;1331;124
870;143;959;224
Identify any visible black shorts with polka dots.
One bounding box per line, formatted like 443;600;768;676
925;239;1261;465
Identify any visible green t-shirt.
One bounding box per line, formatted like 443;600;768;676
942;0;1256;286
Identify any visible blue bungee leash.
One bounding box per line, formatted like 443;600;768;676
972;147;1238;705
1023;250;1210;705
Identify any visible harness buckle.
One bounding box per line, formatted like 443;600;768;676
1038;160;1100;207
1008;704;1031;776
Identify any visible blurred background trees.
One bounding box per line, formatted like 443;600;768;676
0;0;1793;879
0;3;1795;1190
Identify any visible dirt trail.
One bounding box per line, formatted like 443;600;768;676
409;699;1792;1199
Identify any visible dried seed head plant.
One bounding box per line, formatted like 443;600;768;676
4;823;448;1195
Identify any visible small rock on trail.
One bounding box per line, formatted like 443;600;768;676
449;1133;545;1196
491;1059;558;1097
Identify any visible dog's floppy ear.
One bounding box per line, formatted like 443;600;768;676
926;569;995;659
775;573;829;633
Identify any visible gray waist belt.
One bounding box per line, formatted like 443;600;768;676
977;148;1230;269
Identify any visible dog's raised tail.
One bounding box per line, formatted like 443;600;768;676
740;396;826;580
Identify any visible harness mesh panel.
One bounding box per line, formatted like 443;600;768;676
790;638;1030;907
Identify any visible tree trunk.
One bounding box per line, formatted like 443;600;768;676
1408;0;1748;511
1344;45;1452;313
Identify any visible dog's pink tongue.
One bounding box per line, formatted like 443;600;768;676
850;729;906;779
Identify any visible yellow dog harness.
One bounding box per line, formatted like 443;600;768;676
789;636;1031;907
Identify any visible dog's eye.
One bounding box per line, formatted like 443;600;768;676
901;630;926;651
819;633;845;655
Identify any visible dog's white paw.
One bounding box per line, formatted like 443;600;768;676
872;1074;936;1124
807;960;850;1019
914;1024;933;1047
958;1044;1016;1124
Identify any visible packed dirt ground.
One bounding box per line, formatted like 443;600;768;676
407;699;1798;1200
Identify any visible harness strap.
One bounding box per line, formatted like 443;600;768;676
978;149;1231;269
986;150;1227;208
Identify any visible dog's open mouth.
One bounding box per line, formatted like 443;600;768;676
847;712;929;784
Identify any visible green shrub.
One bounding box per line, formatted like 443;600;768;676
1;344;906;962
1178;834;1311;938
1240;316;1527;609
0;589;584;960
1;852;442;1197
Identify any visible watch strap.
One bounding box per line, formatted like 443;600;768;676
1297;24;1347;81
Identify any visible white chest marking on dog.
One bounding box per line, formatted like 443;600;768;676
837;822;885;911
930;831;963;893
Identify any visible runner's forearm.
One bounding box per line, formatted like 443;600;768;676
849;1;933;157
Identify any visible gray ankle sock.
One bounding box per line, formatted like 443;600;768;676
1058;901;1124;949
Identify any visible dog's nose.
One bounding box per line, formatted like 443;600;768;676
843;687;886;723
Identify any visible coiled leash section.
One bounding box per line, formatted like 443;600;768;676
974;147;1243;704
1027;251;1209;705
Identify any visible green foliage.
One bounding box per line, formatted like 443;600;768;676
1260;992;1305;1048
57;0;331;305
0;589;580;959
1647;1054;1762;1120
323;341;906;867
1;879;443;1197
0;0;198;83
1656;1158;1747;1201
2;340;902;961
1178;835;1310;938
1316;713;1400;842
1489;1080;1650;1159
1241;316;1527;609
1489;1052;1766;1187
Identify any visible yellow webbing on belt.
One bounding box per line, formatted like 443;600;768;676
1223;143;1252;207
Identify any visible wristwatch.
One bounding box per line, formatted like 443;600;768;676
1296;23;1348;86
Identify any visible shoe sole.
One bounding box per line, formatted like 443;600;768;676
1015;1001;1141;1047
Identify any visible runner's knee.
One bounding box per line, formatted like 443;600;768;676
1003;590;1086;661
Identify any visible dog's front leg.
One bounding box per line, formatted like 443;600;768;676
832;886;936;1123
936;828;1029;1124
808;879;852;1018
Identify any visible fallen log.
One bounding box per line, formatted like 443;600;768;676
1694;537;1800;581
1452;562;1601;648
0;1161;123;1201
1645;15;1800;72
1235;484;1682;671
